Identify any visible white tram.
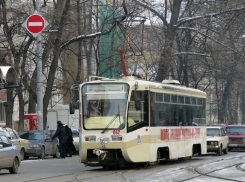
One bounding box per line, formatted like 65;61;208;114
70;76;207;167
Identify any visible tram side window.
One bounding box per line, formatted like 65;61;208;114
150;92;156;126
154;104;205;126
127;91;149;132
156;104;168;126
153;95;206;127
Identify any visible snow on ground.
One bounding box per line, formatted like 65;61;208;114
241;163;245;171
22;159;44;163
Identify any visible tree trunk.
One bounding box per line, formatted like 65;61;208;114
18;89;24;132
76;0;83;84
28;96;36;113
218;73;233;123
43;0;71;129
5;89;13;128
154;0;182;82
155;37;173;82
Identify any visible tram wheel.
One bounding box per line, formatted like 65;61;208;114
143;162;149;167
178;156;192;161
178;157;185;162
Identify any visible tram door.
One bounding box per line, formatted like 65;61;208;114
127;90;150;162
148;92;159;162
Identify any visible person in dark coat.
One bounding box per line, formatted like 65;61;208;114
64;125;74;157
52;121;67;158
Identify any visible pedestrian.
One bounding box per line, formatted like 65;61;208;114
52;121;67;158
64;125;74;157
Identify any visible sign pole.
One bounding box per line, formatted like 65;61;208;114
36;0;43;130
22;0;49;131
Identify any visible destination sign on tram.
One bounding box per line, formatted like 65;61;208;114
87;84;125;93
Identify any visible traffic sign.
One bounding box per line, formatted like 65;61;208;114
22;11;48;37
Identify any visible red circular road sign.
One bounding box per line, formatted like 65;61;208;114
26;14;45;34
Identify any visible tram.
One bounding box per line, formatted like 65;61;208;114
70;76;207;167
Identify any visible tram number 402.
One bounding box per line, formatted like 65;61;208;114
113;130;120;135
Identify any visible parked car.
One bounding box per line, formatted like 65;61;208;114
225;125;245;151
0;128;4;135
0;133;21;174
19;130;59;159
206;126;229;156
1;128;29;161
72;129;79;152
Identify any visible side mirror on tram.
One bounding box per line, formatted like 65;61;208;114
135;98;141;110
119;123;125;129
70;102;75;114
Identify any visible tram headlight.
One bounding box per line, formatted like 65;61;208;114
111;135;123;141
85;136;96;141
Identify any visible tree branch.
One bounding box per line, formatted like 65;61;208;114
61;0;129;49
132;0;168;26
176;7;245;28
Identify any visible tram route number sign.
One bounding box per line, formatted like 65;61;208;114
22;11;49;37
113;130;120;135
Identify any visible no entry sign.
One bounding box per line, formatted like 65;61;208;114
22;11;49;37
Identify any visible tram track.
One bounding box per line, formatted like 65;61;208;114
71;169;129;182
110;154;245;182
120;169;138;182
20;163;139;182
21;171;80;182
21;169;123;182
71;164;145;182
71;155;245;182
19;154;245;182
72;171;87;182
178;155;245;182
192;164;242;182
236;163;245;172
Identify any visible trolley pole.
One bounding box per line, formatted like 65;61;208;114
36;0;43;130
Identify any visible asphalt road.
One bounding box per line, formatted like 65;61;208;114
1;150;245;182
0;155;99;182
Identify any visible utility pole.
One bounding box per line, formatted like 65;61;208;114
36;0;43;130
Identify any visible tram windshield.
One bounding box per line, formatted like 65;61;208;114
82;83;129;130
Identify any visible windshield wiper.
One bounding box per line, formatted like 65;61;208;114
101;114;120;133
117;104;121;126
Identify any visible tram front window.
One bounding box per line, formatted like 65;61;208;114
82;83;129;130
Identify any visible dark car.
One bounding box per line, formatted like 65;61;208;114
0;134;21;174
19;130;59;159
